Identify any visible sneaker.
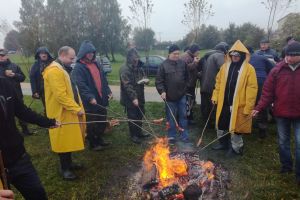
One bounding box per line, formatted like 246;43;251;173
226;148;242;158
131;136;142;144
139;132;151;138
61;170;77;181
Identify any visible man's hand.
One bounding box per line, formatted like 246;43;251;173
132;99;139;107
32;93;40;99
161;92;166;100
211;100;217;105
108;93;113;101
50;121;61;129
5;70;15;78
251;110;259;118
77;109;85;117
0;190;14;200
89;98;97;105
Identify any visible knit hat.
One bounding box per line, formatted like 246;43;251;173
214;42;229;54
168;44;180;54
189;44;200;54
285;41;300;56
260;38;270;43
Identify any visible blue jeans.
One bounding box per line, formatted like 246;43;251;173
165;96;189;140
276;117;300;179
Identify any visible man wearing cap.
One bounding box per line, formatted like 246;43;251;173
256;38;280;64
29;47;54;110
211;40;258;157
252;41;300;186
0;49;32;136
156;44;189;144
120;48;150;144
180;44;201;125
247;46;274;138
200;42;229;128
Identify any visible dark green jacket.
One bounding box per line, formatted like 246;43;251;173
120;60;145;107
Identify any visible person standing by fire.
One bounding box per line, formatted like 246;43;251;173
120;48;150;144
156;44;189;144
211;40;258;157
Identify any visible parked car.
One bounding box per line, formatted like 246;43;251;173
140;55;166;76
96;56;112;75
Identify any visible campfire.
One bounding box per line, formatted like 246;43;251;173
132;138;230;200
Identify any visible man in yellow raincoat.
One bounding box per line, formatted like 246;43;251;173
211;40;258;157
43;46;85;180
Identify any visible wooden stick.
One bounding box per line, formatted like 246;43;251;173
196;104;215;147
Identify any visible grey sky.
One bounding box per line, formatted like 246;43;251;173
0;0;299;46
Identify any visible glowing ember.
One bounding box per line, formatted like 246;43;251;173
143;138;187;187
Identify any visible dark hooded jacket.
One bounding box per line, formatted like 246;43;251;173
0;59;26;99
29;47;54;95
180;50;199;88
72;41;111;112
0;77;55;168
120;49;146;107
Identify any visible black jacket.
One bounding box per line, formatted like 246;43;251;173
0;59;25;99
29;47;54;95
72;41;111;112
0;78;55;168
155;59;188;101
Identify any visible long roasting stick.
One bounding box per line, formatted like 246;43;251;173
0;151;9;189
196;104;215;147
163;99;179;128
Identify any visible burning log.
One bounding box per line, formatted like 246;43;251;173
141;164;159;190
158;184;181;200
183;183;202;200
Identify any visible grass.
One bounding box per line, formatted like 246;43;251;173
12;96;300;199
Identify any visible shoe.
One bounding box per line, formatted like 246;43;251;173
139;132;151;138
61;170;77;181
212;143;228;150
279;168;293;174
226;148;241;158
70;163;84;170
258;129;267;139
91;145;106;151
99;139;111;147
131;136;142;144
168;137;176;145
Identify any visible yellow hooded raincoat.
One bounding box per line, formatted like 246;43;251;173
43;61;85;153
212;40;258;134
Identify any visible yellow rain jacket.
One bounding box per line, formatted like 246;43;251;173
212;40;258;134
43;61;85;152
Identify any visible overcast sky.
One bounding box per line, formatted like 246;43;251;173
0;0;299;46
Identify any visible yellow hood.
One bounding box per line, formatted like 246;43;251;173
226;40;250;62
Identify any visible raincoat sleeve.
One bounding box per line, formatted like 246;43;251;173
211;65;223;103
120;70;137;101
46;68;81;113
244;67;258;115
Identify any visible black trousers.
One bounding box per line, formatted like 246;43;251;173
255;84;268;130
7;153;47;200
125;105;144;138
86;108;107;147
58;153;72;170
187;87;195;121
200;92;215;126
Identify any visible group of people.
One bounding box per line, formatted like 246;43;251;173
0;36;300;199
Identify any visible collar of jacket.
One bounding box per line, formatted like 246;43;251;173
288;62;300;71
166;58;178;65
56;59;73;74
0;59;11;67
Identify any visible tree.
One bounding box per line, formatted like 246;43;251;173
197;25;220;49
15;0;45;56
4;30;21;51
261;0;294;39
279;13;300;41
237;23;265;48
182;0;214;41
133;28;155;53
129;0;153;29
222;23;239;46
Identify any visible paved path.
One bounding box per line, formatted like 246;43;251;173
21;82;201;103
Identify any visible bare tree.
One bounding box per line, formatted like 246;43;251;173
261;0;294;39
182;0;214;42
129;0;153;29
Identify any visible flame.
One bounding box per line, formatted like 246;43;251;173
143;138;187;187
201;161;215;181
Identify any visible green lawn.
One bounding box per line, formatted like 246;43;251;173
12;96;300;199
